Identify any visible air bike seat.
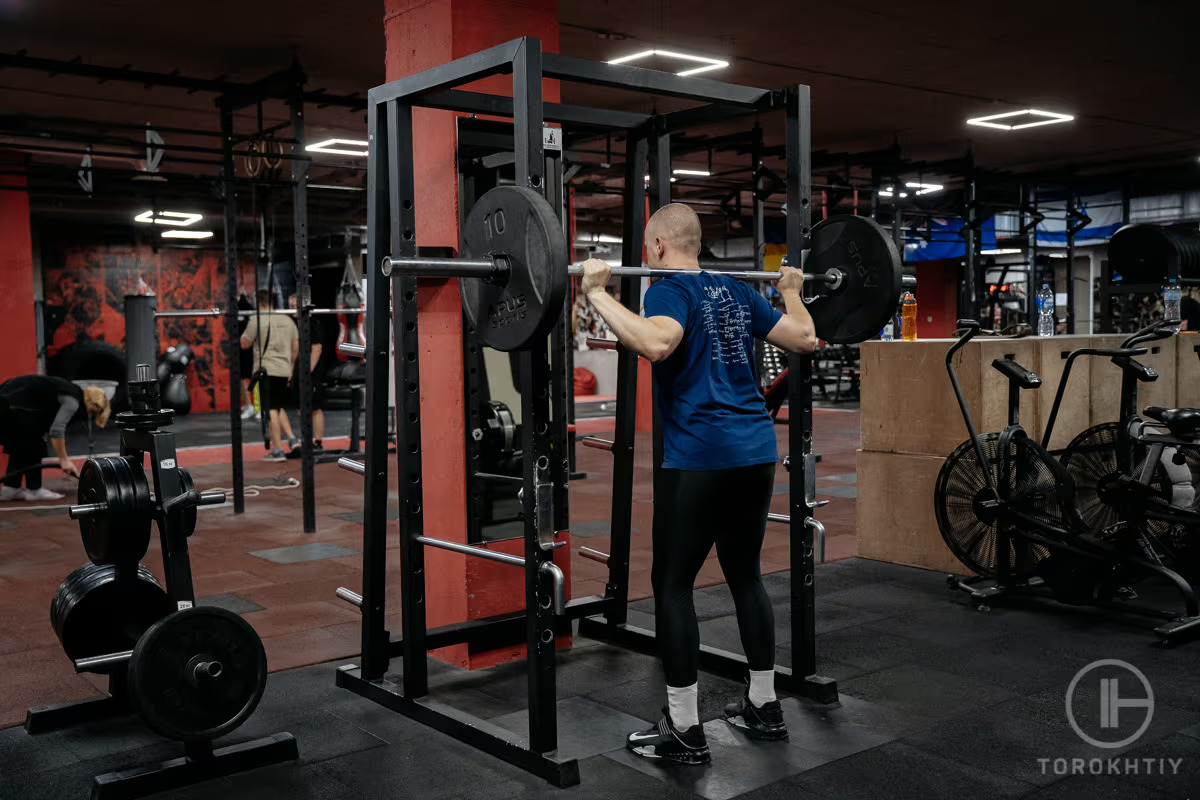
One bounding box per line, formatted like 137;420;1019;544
1143;406;1200;438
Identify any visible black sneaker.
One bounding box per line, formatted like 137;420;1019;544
723;693;788;740
626;710;710;765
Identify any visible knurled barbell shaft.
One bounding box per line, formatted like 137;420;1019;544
380;255;839;285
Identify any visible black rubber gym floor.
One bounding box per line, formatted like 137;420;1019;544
3;557;1197;799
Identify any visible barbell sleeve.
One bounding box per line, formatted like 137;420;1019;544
74;649;133;673
338;342;366;357
381;256;501;279
335;587;364;608
580;436;614;451
68;502;107;520
338;457;366;475
767;512;790;524
198;490;226;506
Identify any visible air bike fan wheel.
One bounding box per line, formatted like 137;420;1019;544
934;433;1058;578
1061;422;1200;528
1061;421;1200;556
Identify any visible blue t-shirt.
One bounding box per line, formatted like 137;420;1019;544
643;272;784;470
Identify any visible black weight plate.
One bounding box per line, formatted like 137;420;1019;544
77;456;152;565
175;468;197;538
805;215;902;344
460;186;569;351
1108;224;1183;284
50;562;172;661
128;606;268;742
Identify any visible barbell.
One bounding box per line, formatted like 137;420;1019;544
379;186;904;351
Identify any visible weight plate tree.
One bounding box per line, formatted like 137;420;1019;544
50;562;173;661
934;433;1055;578
127;606;269;743
74;455;153;565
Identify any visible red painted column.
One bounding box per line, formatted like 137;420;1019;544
383;0;568;669
0;153;38;379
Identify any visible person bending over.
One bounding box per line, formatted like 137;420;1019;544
241;289;298;462
0;376;111;500
582;202;816;765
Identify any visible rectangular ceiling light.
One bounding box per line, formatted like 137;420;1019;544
134;210;202;226
305;138;370;156
607;48;728;77
981;248;1022;255
905;182;943;195
966;109;1074;131
162;230;214;239
672;169;711;177
878;187;907;198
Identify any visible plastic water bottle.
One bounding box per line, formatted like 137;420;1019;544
880;320;894;341
900;291;918;341
1163;278;1182;329
1036;284;1055;337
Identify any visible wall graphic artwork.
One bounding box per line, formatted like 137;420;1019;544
42;241;255;414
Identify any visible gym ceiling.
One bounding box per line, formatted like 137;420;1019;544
1;0;1196;234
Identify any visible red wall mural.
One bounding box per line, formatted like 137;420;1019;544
42;241;255;414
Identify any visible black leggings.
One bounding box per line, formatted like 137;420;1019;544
652;462;776;687
3;434;46;490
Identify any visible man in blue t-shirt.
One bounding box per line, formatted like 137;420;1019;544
581;203;815;765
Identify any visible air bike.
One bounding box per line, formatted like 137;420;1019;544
934;319;1200;643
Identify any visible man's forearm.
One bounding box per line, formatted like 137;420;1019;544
780;288;816;339
587;290;663;360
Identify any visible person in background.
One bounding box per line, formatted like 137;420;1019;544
282;294;327;454
0;376;111;500
240;289;298;462
237;291;258;419
1180;292;1200;332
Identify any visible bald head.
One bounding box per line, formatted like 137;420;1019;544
645;203;702;269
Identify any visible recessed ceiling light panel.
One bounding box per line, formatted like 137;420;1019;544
966;109;1073;131
135;210;202;226
305;138;370;156
161;230;214;239
606;48;728;76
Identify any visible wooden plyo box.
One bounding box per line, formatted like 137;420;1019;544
1089;335;1177;425
860;338;1036;458
1177;333;1200;409
856;449;966;574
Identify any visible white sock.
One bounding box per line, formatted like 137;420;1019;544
666;683;699;730
748;669;776;708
